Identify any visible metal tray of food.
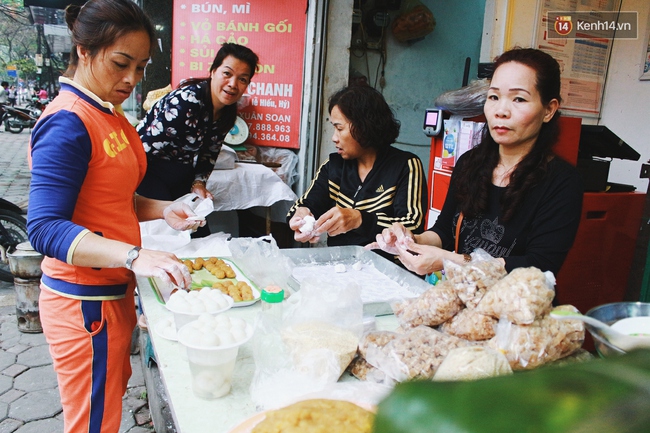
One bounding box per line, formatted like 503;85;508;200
279;245;430;316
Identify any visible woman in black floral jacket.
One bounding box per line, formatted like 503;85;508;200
136;43;258;204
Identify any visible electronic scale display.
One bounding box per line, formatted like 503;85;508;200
423;108;443;137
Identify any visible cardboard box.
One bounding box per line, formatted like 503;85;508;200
442;118;459;169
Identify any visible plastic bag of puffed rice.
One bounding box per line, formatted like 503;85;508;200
443;249;507;309
487;305;585;370
438;307;498;341
365;326;470;382
392;280;464;329
475;267;555;325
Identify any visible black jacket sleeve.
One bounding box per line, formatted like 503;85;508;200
286;159;333;221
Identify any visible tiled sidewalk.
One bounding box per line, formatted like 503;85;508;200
0;129;155;432
0;129;31;210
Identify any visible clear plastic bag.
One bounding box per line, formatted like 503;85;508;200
475;267;555;325
392;280;463;328
227;235;294;289
434;78;490;117
235;144;259;162
488;305;585;370
433;346;512;381
444;249;507;309
365;325;469;382
438;307;497;341
250;277;364;410
348;356;394;385
351;330;400;385
175;192;214;219
234;145;299;187
257;146;299;187
358;330;399;359
139;193;213;254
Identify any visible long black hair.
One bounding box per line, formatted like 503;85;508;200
453;47;562;222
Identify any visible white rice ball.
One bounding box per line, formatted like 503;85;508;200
229;317;247;331
205;290;229;309
172;289;187;298
231;327;247;343
184;330;204;346
190;302;206;314
215;315;232;328
197;313;214;326
193;370;229;397
218;331;235;346
198;331;220;347
167;296;191;313
202;298;219;312
299;215;316;233
199;287;213;296
189;320;203;330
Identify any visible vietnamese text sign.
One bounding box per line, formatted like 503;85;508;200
172;1;307;149
534;0;622;118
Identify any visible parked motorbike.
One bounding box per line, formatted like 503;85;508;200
0;198;28;282
0;103;38;134
19;104;43;120
26;97;48;116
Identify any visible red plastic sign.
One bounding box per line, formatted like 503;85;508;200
172;0;307;149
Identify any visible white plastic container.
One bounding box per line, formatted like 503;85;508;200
165;288;233;331
177;316;253;399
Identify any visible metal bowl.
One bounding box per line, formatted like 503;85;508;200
585;302;650;357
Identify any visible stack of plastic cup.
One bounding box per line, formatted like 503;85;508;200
177;314;253;399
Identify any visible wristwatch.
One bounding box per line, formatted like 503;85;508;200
125;246;142;270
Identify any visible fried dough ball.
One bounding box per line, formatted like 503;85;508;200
182;260;194;274
212;269;226;279
228;286;243;302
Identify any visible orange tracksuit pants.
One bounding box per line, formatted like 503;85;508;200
39;286;136;433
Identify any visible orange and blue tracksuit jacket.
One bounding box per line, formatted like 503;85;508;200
28;80;146;298
27;79;147;433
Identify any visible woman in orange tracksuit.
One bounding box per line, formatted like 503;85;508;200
27;1;202;432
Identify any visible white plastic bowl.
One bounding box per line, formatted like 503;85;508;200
165;290;234;330
177;319;253;399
